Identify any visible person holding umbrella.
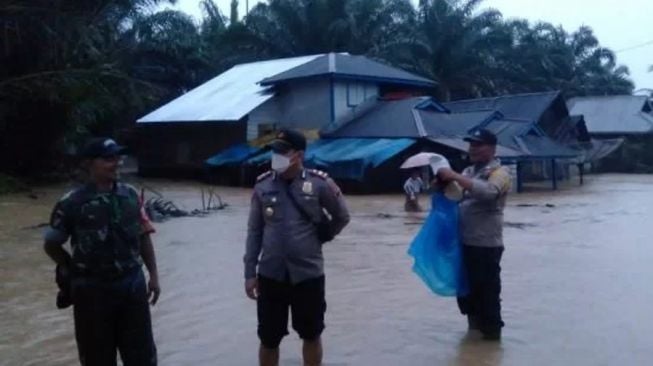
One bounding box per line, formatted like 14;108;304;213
403;169;425;212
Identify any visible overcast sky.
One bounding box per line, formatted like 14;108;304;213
165;0;653;91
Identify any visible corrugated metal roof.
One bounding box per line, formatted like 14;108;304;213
259;53;436;88
483;118;532;146
137;54;323;123
514;134;580;159
421;110;498;137
567;95;653;134
326;94;579;161
325;98;426;138
444;91;561;122
326;97;494;139
429;137;523;158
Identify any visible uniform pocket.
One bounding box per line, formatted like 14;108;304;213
261;196;282;222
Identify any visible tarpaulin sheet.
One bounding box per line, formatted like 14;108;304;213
205;144;262;167
246;138;415;180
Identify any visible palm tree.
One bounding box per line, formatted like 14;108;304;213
0;0;174;175
130;9;206;92
220;0;414;59
388;0;506;101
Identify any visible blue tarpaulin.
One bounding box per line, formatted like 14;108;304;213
408;193;468;297
246;138;416;181
206;144;262;167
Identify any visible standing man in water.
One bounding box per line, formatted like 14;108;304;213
244;129;350;366
404;169;425;212
436;129;511;340
44;138;160;365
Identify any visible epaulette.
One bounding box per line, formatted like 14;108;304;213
58;189;76;203
308;169;329;180
256;170;273;182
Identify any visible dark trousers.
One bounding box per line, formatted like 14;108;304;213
457;245;504;333
257;275;326;349
72;269;157;366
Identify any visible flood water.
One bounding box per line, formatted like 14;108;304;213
2;174;653;365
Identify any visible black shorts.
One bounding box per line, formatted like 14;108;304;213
257;275;326;349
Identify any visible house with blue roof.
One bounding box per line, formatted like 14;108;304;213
138;53;618;191
568;95;653;172
137;53;435;176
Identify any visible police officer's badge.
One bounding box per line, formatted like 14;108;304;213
302;181;313;194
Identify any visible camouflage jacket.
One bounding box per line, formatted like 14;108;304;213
45;182;155;278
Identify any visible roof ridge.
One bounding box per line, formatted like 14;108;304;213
234;54;325;68
446;91;560;104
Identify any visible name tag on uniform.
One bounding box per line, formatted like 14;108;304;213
302;181;313;194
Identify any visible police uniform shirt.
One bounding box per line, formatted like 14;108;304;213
244;169;350;284
458;159;511;248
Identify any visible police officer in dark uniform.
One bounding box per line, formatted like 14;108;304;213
244;129;350;366
44;138;160;366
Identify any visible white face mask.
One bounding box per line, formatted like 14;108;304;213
271;153;291;173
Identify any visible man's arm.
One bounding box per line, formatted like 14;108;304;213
244;192;264;299
439;167;510;201
44;240;71;267
244;192;264;279
321;178;350;236
140;234;160;305
135;192;160;305
43;199;72;267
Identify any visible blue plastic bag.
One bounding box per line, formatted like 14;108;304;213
408;193;468;297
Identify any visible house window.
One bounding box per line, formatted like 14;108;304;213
347;82;366;107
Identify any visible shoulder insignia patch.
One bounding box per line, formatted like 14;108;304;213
308;169;329;180
256;171;273;182
58;190;75;202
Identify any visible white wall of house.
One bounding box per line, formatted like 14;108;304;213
247;98;281;141
246;79;332;140
277;79;332;130
245;79;380;140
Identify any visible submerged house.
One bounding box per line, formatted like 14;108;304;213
322;92;583;191
136;53;435;176
568;95;653;172
138;53;621;192
232;92;590;192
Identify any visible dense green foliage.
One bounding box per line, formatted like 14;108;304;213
0;0;635;176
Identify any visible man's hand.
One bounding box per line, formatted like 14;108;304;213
438;168;474;190
245;278;258;300
437;168;459;182
148;275;161;306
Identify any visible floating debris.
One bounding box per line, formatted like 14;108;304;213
516;203;556;208
504;222;537;229
142;186;228;223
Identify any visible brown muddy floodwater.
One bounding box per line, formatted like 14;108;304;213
1;174;653;365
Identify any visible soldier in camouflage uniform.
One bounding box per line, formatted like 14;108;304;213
437;129;511;341
244;129;350;366
44;138;160;366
